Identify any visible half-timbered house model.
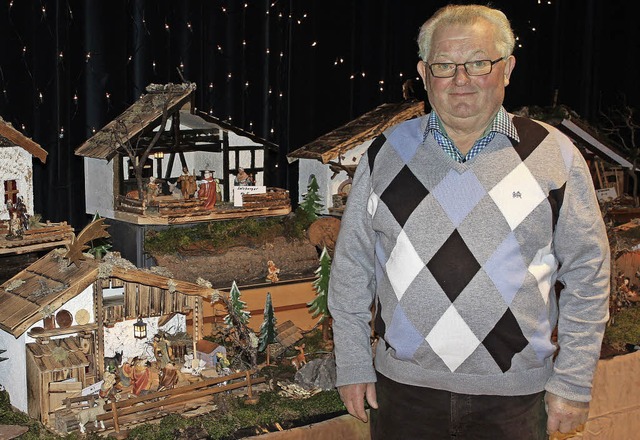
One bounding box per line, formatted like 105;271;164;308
0;223;222;430
0;117;74;278
287;99;425;215
75;83;289;225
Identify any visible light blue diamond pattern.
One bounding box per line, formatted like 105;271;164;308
485;232;527;305
387;118;423;164
386;305;425;360
530;308;555;363
431;169;486;227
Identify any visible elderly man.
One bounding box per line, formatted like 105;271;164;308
328;4;609;440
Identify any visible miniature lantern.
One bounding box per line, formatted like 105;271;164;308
133;317;147;339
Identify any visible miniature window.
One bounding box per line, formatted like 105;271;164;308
3;180;18;204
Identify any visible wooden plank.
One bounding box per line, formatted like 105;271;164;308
124;282;137;319
138;284;151;317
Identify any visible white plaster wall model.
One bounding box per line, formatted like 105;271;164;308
0;146;35;219
103;314;186;363
297;139;371;214
0;330;27;412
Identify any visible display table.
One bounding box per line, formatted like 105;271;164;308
584;351;640;439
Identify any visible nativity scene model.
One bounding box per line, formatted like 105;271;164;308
2;86;640;439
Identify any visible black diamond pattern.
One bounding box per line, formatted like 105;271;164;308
547;183;566;233
482;308;529;372
426;230;480;302
374;298;386;338
367;134;387;174
380;165;429;227
511;116;549;161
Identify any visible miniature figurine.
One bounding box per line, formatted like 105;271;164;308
153;333;173;368
177;166;198;199
158;362;179;391
5;198;28;240
291;343;307;371
266;260;280;283
198;170;217;209
145;176;160;203
77;397;107;433
234;167;253;186
104;351;123;373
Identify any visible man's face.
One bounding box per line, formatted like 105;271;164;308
417;19;515;133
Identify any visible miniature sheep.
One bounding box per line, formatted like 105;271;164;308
77;398;106;433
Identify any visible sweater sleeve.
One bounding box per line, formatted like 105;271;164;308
545;148;610;402
328;153;378;387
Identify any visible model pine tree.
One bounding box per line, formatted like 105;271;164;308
299;175;324;221
258;292;278;365
224;281;250;326
308;246;332;340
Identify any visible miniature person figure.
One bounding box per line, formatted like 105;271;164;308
328;5;609;440
153;334;173;368
177;166;197;199
145;176;160;203
234;167;253;186
5;201;25;240
158;362;179;391
198;170;217;209
266;260;280;283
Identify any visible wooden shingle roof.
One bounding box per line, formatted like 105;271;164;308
26;337;90;372
0;251;100;337
75;83;196;160
288;100;425;164
0;249;216;338
0;117;47;163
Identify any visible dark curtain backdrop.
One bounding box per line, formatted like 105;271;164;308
0;0;638;230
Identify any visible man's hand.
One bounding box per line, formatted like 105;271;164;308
337;382;378;423
545;392;589;436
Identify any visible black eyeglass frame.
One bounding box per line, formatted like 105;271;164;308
427;57;505;78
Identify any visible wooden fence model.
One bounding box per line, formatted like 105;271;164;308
88;370;265;434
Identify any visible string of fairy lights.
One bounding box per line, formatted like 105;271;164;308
0;0;553;149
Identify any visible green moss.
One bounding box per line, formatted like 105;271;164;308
145;214;311;256
604;306;640;348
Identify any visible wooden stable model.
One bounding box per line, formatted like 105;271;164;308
0;117;77;284
287;99;425;215
75;83;289;225
0;226;225;429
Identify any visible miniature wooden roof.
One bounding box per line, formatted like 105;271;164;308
0;251;100;337
558;118;636;169
75;83;197;160
195;110;279;152
26;337;90;372
0;117;47;163
287;100;425;164
0;250;215;338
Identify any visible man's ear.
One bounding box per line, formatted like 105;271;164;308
417;60;428;89
503;55;516;86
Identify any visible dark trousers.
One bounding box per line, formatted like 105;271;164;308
370;372;547;440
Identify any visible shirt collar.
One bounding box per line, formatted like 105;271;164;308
425;107;520;144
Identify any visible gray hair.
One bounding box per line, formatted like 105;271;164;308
417;4;515;61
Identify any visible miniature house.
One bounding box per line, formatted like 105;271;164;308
0;248;214;425
0;117;48;220
75;83;284;224
287;100;425;215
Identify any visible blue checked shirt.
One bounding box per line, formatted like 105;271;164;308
424;107;520;163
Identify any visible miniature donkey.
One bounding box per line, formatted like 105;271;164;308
104;351;123;373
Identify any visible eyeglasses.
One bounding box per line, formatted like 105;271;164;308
427;57;504;78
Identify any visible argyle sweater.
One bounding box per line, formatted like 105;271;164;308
328;113;610;402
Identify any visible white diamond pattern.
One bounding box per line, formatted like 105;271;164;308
426;305;481;372
528;242;558;304
367;189;379;217
386;230;424;300
489;162;547;230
